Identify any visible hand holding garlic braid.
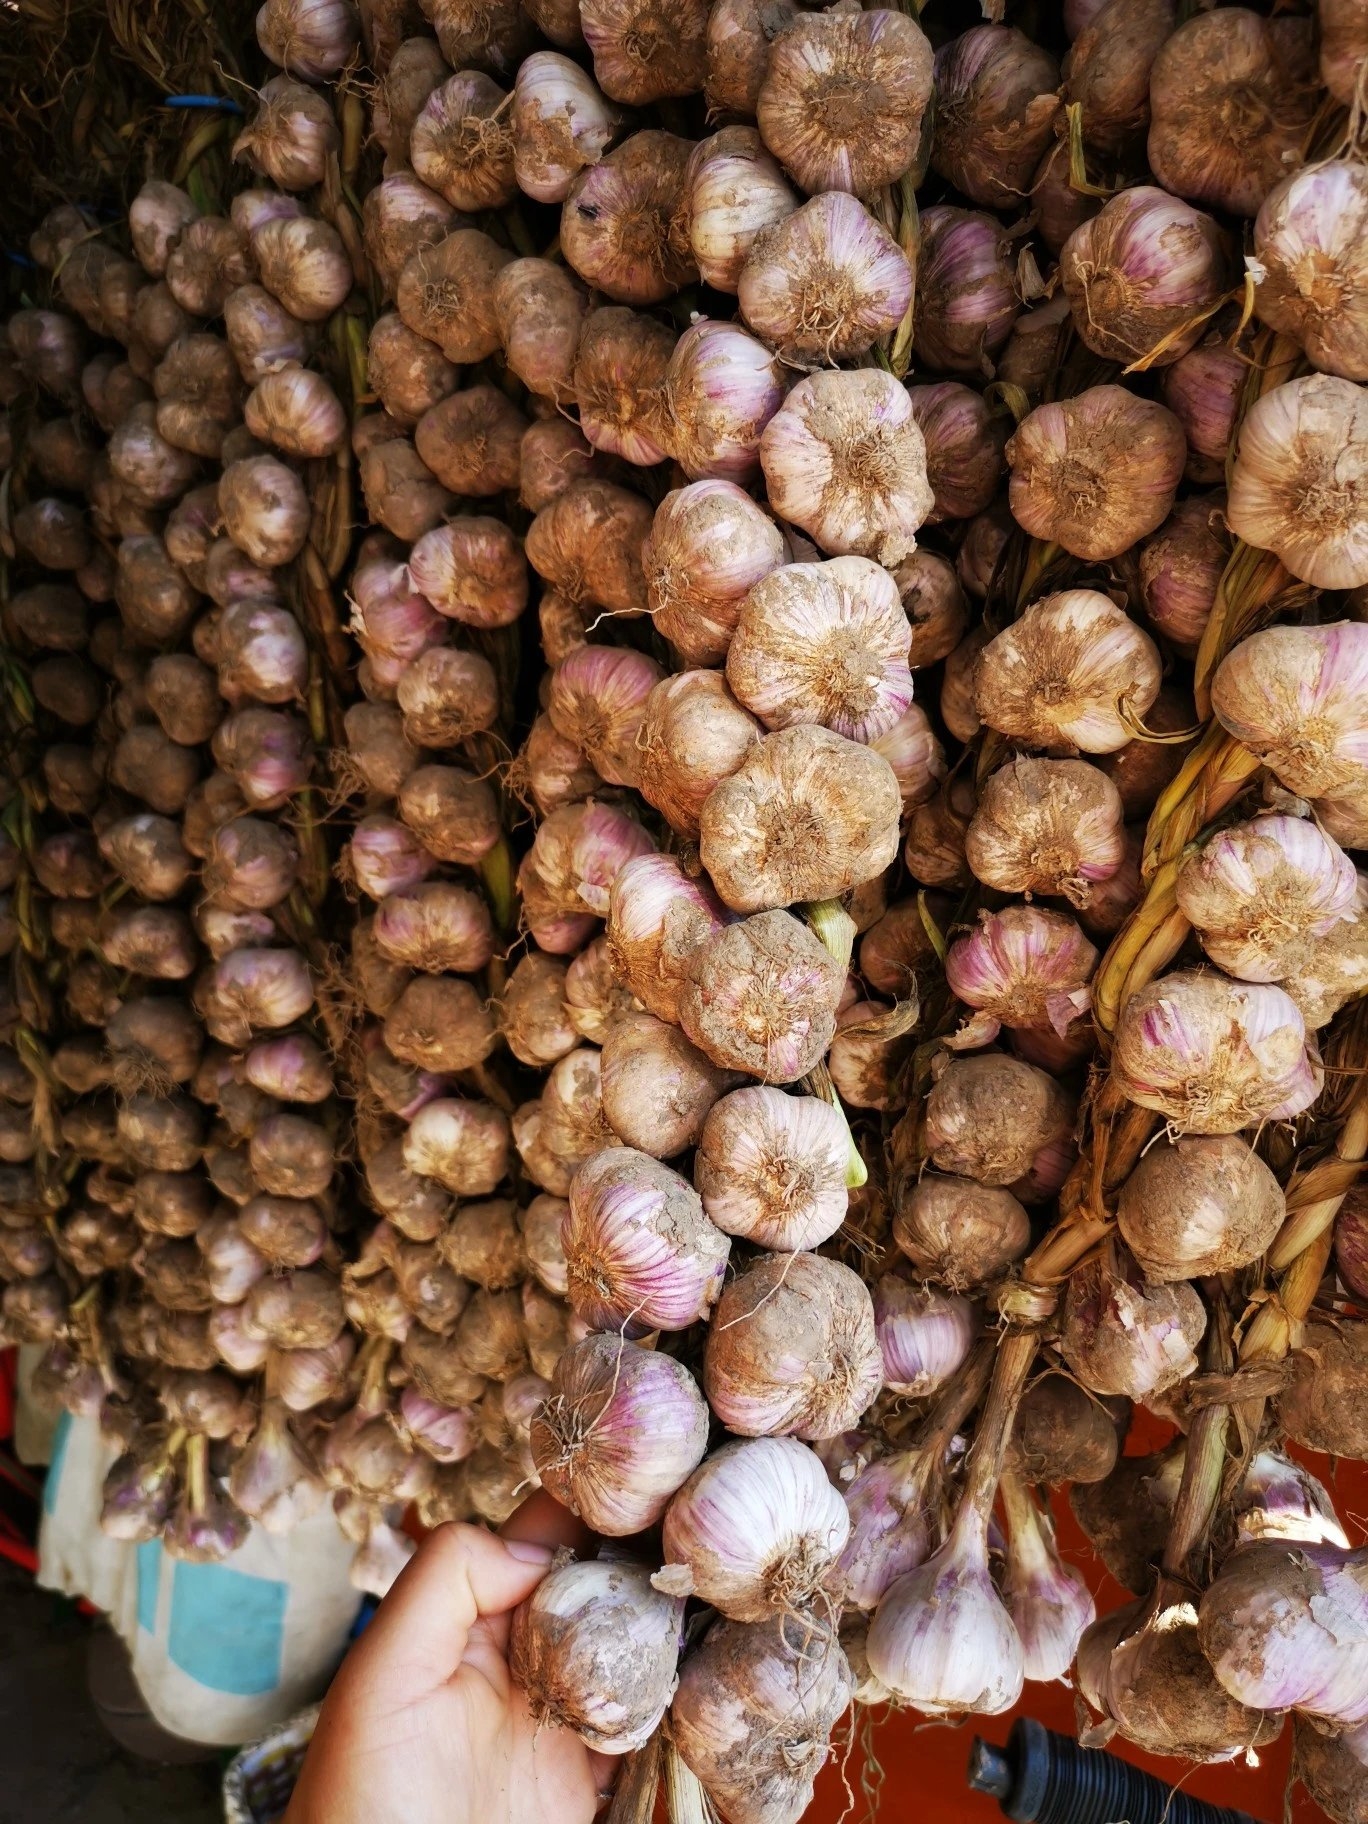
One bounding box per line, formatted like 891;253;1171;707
286;1494;613;1824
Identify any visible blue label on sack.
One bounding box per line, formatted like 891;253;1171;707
42;1411;73;1514
168;1561;288;1697
137;1540;162;1635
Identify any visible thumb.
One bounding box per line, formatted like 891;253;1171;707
345;1523;555;1705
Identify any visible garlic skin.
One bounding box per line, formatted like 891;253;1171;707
1059;1242;1206;1401
512;53;621;205
687;127;798;295
600;1012;739;1158
932;25;1060;210
872;1276;975;1399
695;1085;848;1251
637;671;761;840
925;1053;1076;1190
737;191;912;364
605;853;729;1025
1176;815;1358;982
643;479;787;667
912;206;1019;376
660;1436;850;1621
1279;1320;1368;1463
1001;1472;1095;1683
1293;1716;1368;1824
1006;385;1187;561
867;1495;1024;1718
679;908;845;1084
560;130;696;306
699;725;902;914
1060;186;1229;368
1253;161;1368;383
532;1334;710;1535
760;369;933;568
894;1174;1030;1290
510;1557;685;1755
704;1252;882;1441
1116;1134;1285;1281
1226;377;1368;590
564;1146;729;1335
725;557;912;744
1289;879;1368;1032
945;906;1096;1040
664;319;787;485
965;757;1125;908
1147;8;1317;220
1212;623;1368;799
1113;970;1319;1135
1199;1541;1368;1728
974;591;1161;755
757;8;933;199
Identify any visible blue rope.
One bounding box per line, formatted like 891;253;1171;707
3;251;37;270
163;93;245;115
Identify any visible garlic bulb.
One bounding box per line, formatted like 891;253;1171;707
1199;1541;1368;1728
893;550;969;668
510;1556;684;1755
218;455;310;568
672;1613;852;1824
945;905;1096;1040
1117;1133;1285;1282
664;319;786;485
1225;377;1368;589
705;0;797;115
699;725;902;913
511;53;621;204
870;706;946;811
893;1174;1030;1289
725;557;912;744
695;1085;848;1251
525;479;653;617
932;25;1060;210
705;1252;881;1440
872;1276;975;1399
637;671;761;839
760;368;933;567
600;1013;738;1157
251;216;352;323
1211;622;1368;799
1060;186;1228;368
568;305;673;465
1321;0;1368;103
1279;1320;1368;1462
243;367;345;459
1147;8;1317;220
1112;971;1320;1135
965;757;1125;908
974;591;1161;755
909;383;1008;523
660;1436;850;1620
531;1332;709;1533
1138;493;1230;653
757;8;933;199
1061;0;1171;155
563;1146;729;1334
738;191;911;363
912;206;1019;376
643;479;786;667
687;127;798;295
235;80;339;191
605;853;729;1024
410;73;516;213
415;383;526;497
396;228;511;365
679;908;846;1083
1253;160;1368;382
1001;1471;1095;1683
925;1052;1076;1190
1288;881;1368;1032
1006;386;1186;561
1163;343;1244;485
1292;1716;1368;1823
560;130;696;306
362;174;457;295
1060;1241;1205;1401
255;0;358;80
407;517;527;629
1176;814;1358;982
580;0;707;103
547;645;665;791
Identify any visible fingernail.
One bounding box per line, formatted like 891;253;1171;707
505;1539;556;1565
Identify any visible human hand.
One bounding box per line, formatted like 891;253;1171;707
285;1493;616;1824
